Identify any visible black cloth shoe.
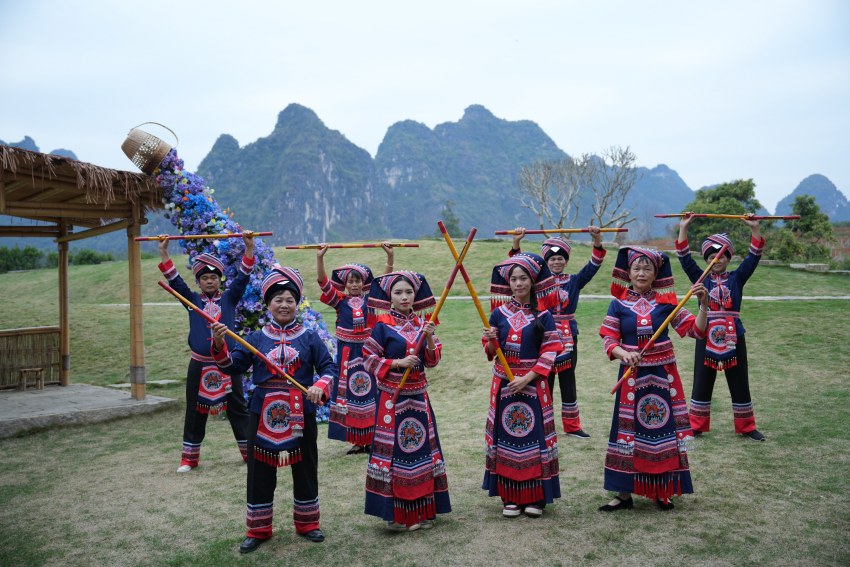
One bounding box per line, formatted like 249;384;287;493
567;429;591;439
598;496;633;512
346;445;366;455
299;529;325;543
656;499;675;511
239;537;268;554
692;430;703;437
745;429;766;441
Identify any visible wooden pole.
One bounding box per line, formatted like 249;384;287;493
494;228;629;235
438;221;517;382
390;228;477;404
654;213;800;220
609;244;728;395
127;209;147;400
58;221;70;386
134;231;272;242
284;243;420;249
56;219;133;243
157;281;311;396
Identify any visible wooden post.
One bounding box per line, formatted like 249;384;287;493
127;209;146;400
58;222;71;386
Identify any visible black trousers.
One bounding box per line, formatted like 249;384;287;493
690;336;752;405
183;358;250;447
246;412;320;535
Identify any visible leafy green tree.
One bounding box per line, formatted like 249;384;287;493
70;249;114;265
0;246;44;273
765;195;833;262
434;200;464;239
679;179;768;254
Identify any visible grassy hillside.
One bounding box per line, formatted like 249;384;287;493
1;238;849;566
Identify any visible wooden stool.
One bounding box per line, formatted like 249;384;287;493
18;367;45;391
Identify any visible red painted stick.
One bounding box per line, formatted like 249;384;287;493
157;280;311;396
285;243;419;249
135;231;272;241
390;227;477;405
438;221;516;382
654;213;800;220
495;228;628;235
609;244;728;395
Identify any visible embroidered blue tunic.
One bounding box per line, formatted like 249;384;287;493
159;256;254;356
599;289;703;499
482;299;562;506
319;278;377;444
362;311;450;527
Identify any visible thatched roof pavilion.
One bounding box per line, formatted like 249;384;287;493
0;144;165;399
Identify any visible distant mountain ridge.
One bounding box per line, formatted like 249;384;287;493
4;107;849;254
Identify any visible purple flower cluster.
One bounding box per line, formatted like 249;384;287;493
154;149;336;419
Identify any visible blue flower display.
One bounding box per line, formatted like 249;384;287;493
155;149;334;423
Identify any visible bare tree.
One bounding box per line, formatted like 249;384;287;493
518;157;585;229
587;146;641;233
518;160;556;229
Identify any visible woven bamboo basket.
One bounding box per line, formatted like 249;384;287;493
121;122;179;175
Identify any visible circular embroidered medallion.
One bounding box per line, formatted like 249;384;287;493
201;367;225;393
348;370;372;396
263;400;291;432
708;325;727;348
501;402;535;437
637;394;670;429
397;417;426;453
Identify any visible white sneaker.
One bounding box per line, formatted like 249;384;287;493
176;464;193;473
523;505;544;517
502;504;521;518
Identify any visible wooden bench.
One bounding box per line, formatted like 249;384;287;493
0;327;60;391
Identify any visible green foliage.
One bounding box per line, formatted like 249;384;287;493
680;179;770;252
70;249;113;266
434;200;464;238
0;245;43;273
765;195;833;262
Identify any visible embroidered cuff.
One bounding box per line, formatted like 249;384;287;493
239;255;255;275
591;246;606;265
675;239;690;257
158;259;178;280
314;375;333;397
750;236;765;255
211;342;232;367
531;351;555;377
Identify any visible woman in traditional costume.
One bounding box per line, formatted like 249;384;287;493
598;247;708;512
482;252;562;518
362;271;451;531
676;215;766;441
158;233;254;473
509;226;607;438
317;243;394;454
211;266;335;552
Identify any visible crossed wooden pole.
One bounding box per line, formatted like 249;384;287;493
389;228;477;405
438;221;517;383
609;244;729;395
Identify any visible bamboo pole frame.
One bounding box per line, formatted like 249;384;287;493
57;221;70;386
390;228;476;404
495;228;629;235
157;281;310;396
438;221;517;382
127;209;146;400
609;244;728;395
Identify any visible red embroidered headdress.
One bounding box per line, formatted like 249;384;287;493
701;233;734;261
330;263;374;292
366;271;436;326
541;237;571;261
611;246;677;305
490;252;559;311
261;264;304;304
192;253;225;279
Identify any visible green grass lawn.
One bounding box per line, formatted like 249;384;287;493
1;240;849;566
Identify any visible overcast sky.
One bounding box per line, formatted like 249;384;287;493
1;0;848;212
